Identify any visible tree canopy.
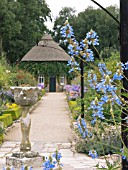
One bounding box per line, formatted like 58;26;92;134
0;0;51;63
53;5;119;59
1;3;120;64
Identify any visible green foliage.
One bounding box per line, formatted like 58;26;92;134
1;0;51;63
75;6;119;55
52;7;76;52
3;106;22;120
83;86;121;124
75;124;121;156
0;0;22;55
0;121;5;144
0;134;4;144
20;61;73;84
0;126;4;136
42;89;46;96
11;68;37;86
0;54;37;89
20;61;69;76
53;5;119;59
0;114;13;127
0;54;12;88
68;100;81;120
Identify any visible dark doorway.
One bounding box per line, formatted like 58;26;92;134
49;76;56;92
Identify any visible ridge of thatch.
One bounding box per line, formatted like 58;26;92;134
21;34;70;62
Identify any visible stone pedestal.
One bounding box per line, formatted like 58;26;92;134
10;87;39;152
7;87;41;168
6;151;43;168
20;110;31;152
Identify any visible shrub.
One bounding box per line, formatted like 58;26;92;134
3;106;22;120
11;69;37;86
42;89;46;96
0;122;4;144
0;114;13;127
75;124;121;156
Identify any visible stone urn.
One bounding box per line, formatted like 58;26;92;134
10;86;39;152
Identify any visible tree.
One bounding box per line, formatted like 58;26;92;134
0;0;21;57
73;5;119;58
1;0;51;63
53;5;119;59
52;7;76;51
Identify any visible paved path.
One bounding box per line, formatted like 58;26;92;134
4;93;73;143
0;93;109;169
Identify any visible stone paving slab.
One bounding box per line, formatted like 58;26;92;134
0;141;109;170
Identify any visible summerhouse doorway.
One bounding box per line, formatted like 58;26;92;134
49;76;56;92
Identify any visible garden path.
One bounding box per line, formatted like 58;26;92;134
5;92;74;144
0;93;109;169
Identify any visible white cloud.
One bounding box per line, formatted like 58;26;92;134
45;0;119;30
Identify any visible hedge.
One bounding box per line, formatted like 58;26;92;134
0;114;13;127
68;101;77;108
42;89;46;95
0;134;4;144
68;101;81;120
3;106;22;121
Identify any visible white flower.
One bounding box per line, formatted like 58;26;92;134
6;70;10;73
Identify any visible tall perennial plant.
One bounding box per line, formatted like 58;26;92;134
60;20;128;169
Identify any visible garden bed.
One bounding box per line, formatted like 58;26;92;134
0;114;13;127
3;106;22;121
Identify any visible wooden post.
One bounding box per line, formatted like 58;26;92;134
120;0;128;169
80;58;84;118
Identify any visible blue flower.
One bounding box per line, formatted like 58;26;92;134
42;159;56;170
113;73;123;80
120;148;127;160
91;118;97;124
68;68;74;73
81;118;86;129
86;30;99;46
77;118;91;138
88;150;98;159
101;95;108;104
93;38;99;46
98;63;112;77
89;98;105;122
52;152;62;161
122;155;126;160
88;71;97;89
2;168;6;170
60;22;74;39
82;129;88;138
111;92;122;105
125;61;128;70
77;121;83;134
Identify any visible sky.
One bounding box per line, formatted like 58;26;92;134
45;0;119;30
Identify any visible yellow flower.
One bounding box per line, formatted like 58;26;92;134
8;105;13;109
6;103;17;109
12;103;17;108
6;103;11;108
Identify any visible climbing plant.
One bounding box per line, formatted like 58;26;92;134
20;61;74;83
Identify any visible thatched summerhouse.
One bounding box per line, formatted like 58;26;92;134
21;34;70;92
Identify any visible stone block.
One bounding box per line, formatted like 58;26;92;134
6;156;43;168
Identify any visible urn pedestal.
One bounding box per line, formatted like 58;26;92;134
6;87;43;168
12;87;38;152
20;107;31;152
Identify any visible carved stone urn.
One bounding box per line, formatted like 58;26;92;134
10;87;39;152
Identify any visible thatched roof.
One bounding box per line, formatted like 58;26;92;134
21;34;70;62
